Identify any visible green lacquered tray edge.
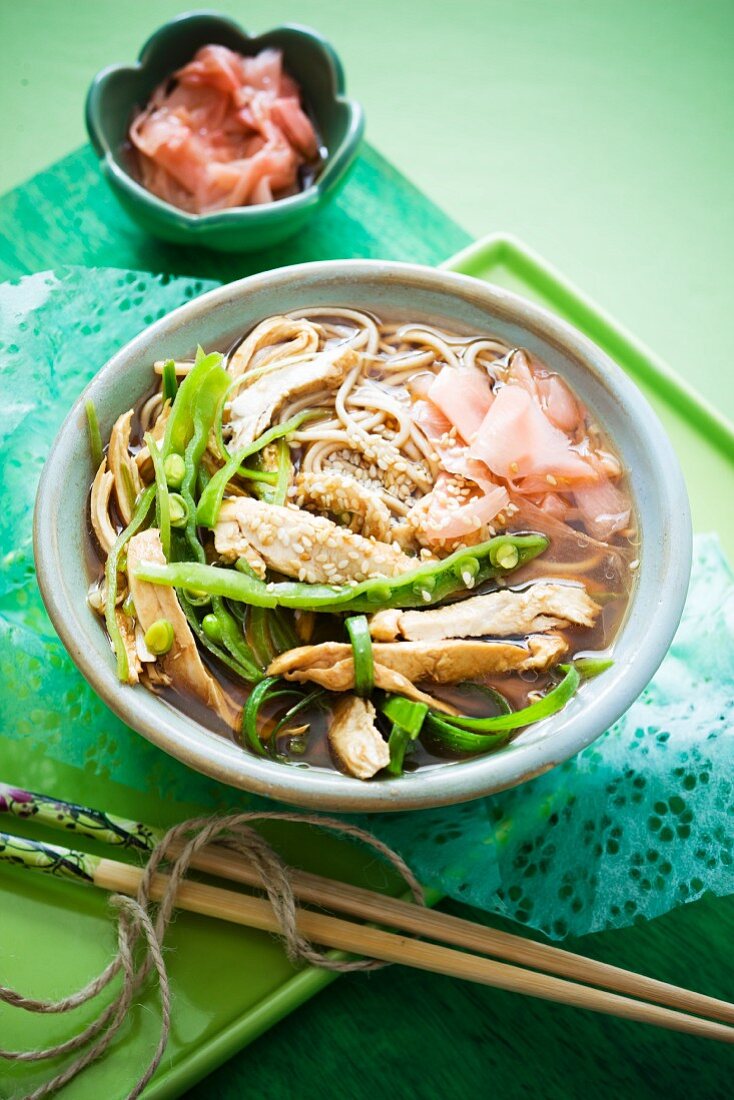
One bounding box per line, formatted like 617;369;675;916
443;233;734;459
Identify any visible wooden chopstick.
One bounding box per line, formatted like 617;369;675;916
95;856;734;1044
181;842;734;1027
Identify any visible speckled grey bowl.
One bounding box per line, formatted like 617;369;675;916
34;261;691;812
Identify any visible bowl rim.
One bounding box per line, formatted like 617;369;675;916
34;259;692;812
84;11;365;228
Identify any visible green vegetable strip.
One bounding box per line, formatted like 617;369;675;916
133;534;548;614
573;657;614;679
241;677;303;757
268;607;300;654
178;593;258;683
270;688;326;742
104;485;156;681
432;664;581;735
162;359;178;402
381;696;429;776
256;436;292;506
85;400;103;469
423;714;510;754
345;615;374;697
249;605;276;668
179;363;231;561
211;596;262;679
197;410;323;528
381;695;430;734
146;432;170;561
161;347;223;460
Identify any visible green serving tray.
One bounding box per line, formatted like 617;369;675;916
2;203;734;1097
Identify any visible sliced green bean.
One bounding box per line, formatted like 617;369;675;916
134;534;548;614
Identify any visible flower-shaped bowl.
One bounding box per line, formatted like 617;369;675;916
85;11;364;251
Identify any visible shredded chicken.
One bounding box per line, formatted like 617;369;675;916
328;696;390;780
127;530;237;723
267;656;455;712
108;410;143;524
228;316;320;379
269;634;567;688
214;497;415;584
227;343;358;449
90;458;117;555
294;470;392;541
369;583;600;642
136;401;171;481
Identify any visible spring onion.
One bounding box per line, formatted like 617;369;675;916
430;664;581;735
85;399;103;469
345;615;374;697
242;676;302;757
380;695;429;776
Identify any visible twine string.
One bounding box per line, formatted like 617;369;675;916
0;811;424;1099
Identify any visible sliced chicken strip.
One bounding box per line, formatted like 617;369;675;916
369;582;600;642
328;696;390;780
214;497;415;584
294;470;392;542
127;530;238;725
271;657;456;713
269;634;567;686
227;344;358;449
108;409;143;524
90;458;117;555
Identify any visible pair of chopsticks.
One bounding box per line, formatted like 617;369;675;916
0;782;732;1043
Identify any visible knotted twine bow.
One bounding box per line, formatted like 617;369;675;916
0;812;425;1100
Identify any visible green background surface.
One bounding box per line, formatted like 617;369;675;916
2;0;733;423
2;3;734;1099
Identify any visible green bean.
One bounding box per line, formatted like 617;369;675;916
133;534;548;614
105;485;155;681
161;347;223;460
248;605;276;667
85;399;103;469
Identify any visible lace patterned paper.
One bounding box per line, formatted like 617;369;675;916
1;266;732;939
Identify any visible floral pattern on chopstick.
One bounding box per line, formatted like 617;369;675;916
0;783;160;851
0;831;99;883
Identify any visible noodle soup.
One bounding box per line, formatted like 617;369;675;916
85;307;635;782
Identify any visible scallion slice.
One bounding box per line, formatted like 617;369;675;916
345;615;374;697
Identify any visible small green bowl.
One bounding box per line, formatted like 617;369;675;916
85;11;364;252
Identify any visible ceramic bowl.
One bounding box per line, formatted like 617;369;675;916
84;12;364;252
34;260;691;812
